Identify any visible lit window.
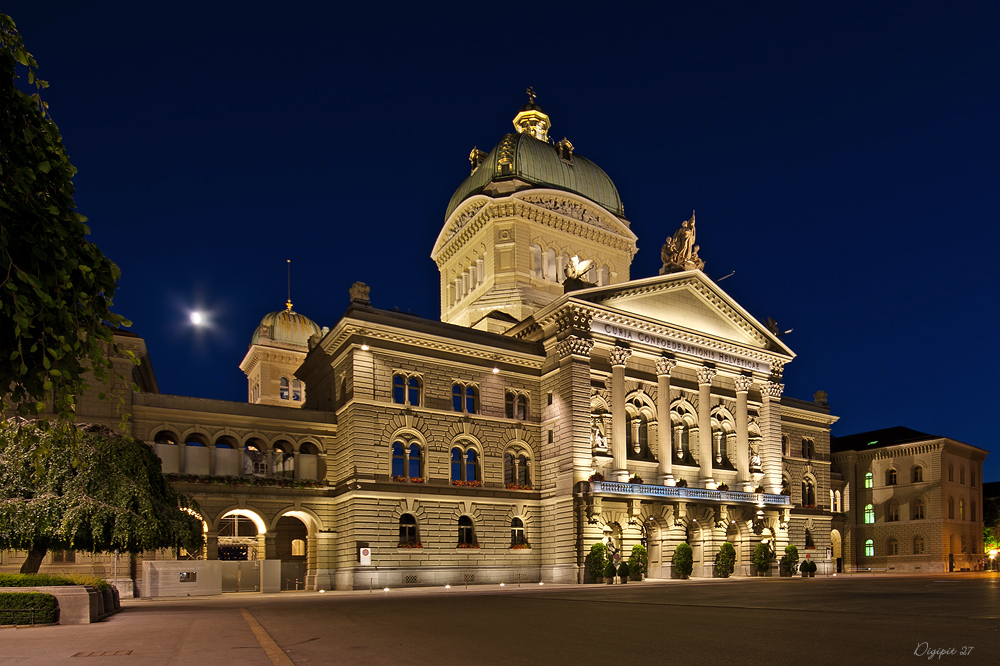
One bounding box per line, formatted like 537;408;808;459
864;472;873;489
887;503;899;522
511;518;526;546
458;516;476;546
292;379;302;401
291;539;306;557
399;514;418;546
279;377;290;400
886;469;897;486
888;539;898;556
864;504;874;524
959;499;965;521
912;498;926;520
913;536;925;554
912;465;923;483
864;539;874;557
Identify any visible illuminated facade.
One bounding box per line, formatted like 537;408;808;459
3;96;856;590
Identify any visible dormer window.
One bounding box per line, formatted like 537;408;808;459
556;137;574;163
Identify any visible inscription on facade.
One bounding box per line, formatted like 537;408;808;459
591;319;769;373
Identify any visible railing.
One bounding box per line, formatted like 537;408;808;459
591;481;791;506
0;608;41;626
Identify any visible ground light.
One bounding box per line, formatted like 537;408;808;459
383;587;390;592
445;584;450;589
499;582;505;587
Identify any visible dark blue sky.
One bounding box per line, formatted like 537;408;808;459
8;2;999;478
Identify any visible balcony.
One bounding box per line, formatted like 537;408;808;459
591;481;791;507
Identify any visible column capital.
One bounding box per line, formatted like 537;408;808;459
655;357;677;377
608;346;632;367
761;381;785;400
733;374;754;393
696;366;717;385
556;335;595;359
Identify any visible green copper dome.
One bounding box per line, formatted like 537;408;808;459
445;131;625;220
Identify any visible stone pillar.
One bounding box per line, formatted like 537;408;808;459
261;533;278;560
760;380;785;494
177;441;187;475
609;346;633;482
733;374;754;487
313;531;337;591
237;445;246;477
293;451;301;481
697;366;717;483
205;531;219;560
656;358;676;483
208;444;217;476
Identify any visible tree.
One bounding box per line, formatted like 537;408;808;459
752;542;772;575
588;542;609;582
0;419;205;573
627;544;648;577
672;542;693;578
1;14;130;420
715;541;736;578
780;543;799;576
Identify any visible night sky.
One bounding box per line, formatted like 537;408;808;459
7;2;999;479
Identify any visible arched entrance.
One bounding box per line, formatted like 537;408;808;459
275;515;308;590
218;509;266;592
831;529;842;573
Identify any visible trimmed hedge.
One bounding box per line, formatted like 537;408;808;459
0;572;111;591
0;592;59;624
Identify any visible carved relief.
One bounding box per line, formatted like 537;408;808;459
557;335;595;359
733;374;754;393
445;201;487;241
655;357;677;377
761;382;785;400
696;366;717;385
553;306;594;334
608;346;632;367
520;195;614;232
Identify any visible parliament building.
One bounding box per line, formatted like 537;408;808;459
8;94;981;593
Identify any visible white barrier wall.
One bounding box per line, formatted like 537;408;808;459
142;561;222;597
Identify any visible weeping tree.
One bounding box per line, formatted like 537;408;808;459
0;420;204;573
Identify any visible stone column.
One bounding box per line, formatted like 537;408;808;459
237;444;246;477
733;374;754;487
609;346;633;482
656;358;676;483
208;443;217;476
760;380;785;494
205;530;219;560
293;451;301;481
177;441;187;475
697;366;716;483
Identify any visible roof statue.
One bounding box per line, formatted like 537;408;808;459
563;255;594;280
659;211;705;274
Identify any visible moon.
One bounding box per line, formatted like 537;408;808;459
190;311;204;326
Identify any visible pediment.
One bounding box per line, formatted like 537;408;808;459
574;271;792;355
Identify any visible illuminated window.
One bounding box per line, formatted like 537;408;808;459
291;539;306;557
912;465;923;483
510;518;526;547
959;499;965;521
864;504;874;524
392;373;421;406
864;472;873;489
888;539;898;556
279;377;290;400
399;514;418;546
458;516;476;546
912;498;926;520
291;379;302;401
886;502;899;522
864;539;874;557
886;469;897;486
913;536;925;554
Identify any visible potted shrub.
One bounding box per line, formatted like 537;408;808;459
628;544;648;581
627;473;643;484
780;544;799;577
617;560;630;584
715;542;736;578
672;542;693;579
803;559;817;577
716;482;729;491
588;472;605;483
675;478;688;488
752;543;771;576
604;559;617;584
588;542;609;583
754;485;765;494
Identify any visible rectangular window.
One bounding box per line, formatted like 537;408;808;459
51;550;76;563
888;540;898;556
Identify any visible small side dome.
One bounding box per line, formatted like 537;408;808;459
251;305;321;348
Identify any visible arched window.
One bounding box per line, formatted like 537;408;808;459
801;438;814;459
393;373;422;406
505;391;528;419
503;449;531;488
544;248;557;281
864;472;873;489
672;402;697;465
971;468;977;487
948;464;954;482
864;539;874;557
390;440;423;480
391;442;405;478
452;383;479;414
888;539;898;556
279;377;290;400
960;467;965;484
948;496;954;519
801;478;816;507
781;475;791;496
834;489;842;512
805;529;815;549
291;379;302;401
272;441;294;478
510;518;526;547
959;499;965;521
458;516;476;546
626;411;649;458
450;443;480;484
886;469;897;486
972;500;977;521
912;465;923;483
399;514;418;546
913;536;925;554
781;434;789;456
864;504;874;524
912;498;926;520
532;244;543;279
517;394;528;419
886;502;899;522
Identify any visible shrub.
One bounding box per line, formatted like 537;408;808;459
716;482;729;491
781;544;799;575
672;542;693;578
617;561;630;578
603;560;617;579
0;592;58;624
588;543;609;580
628;473;643;484
715;542;736;578
752;543;771;573
802;559;817;573
628;545;648;577
0;573;110;591
675;479;688;488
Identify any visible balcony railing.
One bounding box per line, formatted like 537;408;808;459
591;481;791;507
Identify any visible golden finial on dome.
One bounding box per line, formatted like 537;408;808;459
286;259;293;311
513;86;550;141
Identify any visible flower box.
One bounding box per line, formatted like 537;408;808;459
452;480;482;488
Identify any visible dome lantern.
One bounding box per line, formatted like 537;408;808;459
512;86;550;142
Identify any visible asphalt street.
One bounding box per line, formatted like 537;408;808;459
2;574;998;666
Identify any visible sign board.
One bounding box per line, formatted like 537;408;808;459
359;547;371;566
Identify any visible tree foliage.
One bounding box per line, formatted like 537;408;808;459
752;542;771;573
0;14;130;420
0;419;204;573
780;543;799;575
715;541;736;578
672;542;693;578
627;544;648;576
588;542;608;581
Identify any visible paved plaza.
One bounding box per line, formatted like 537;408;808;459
2;574;998;666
